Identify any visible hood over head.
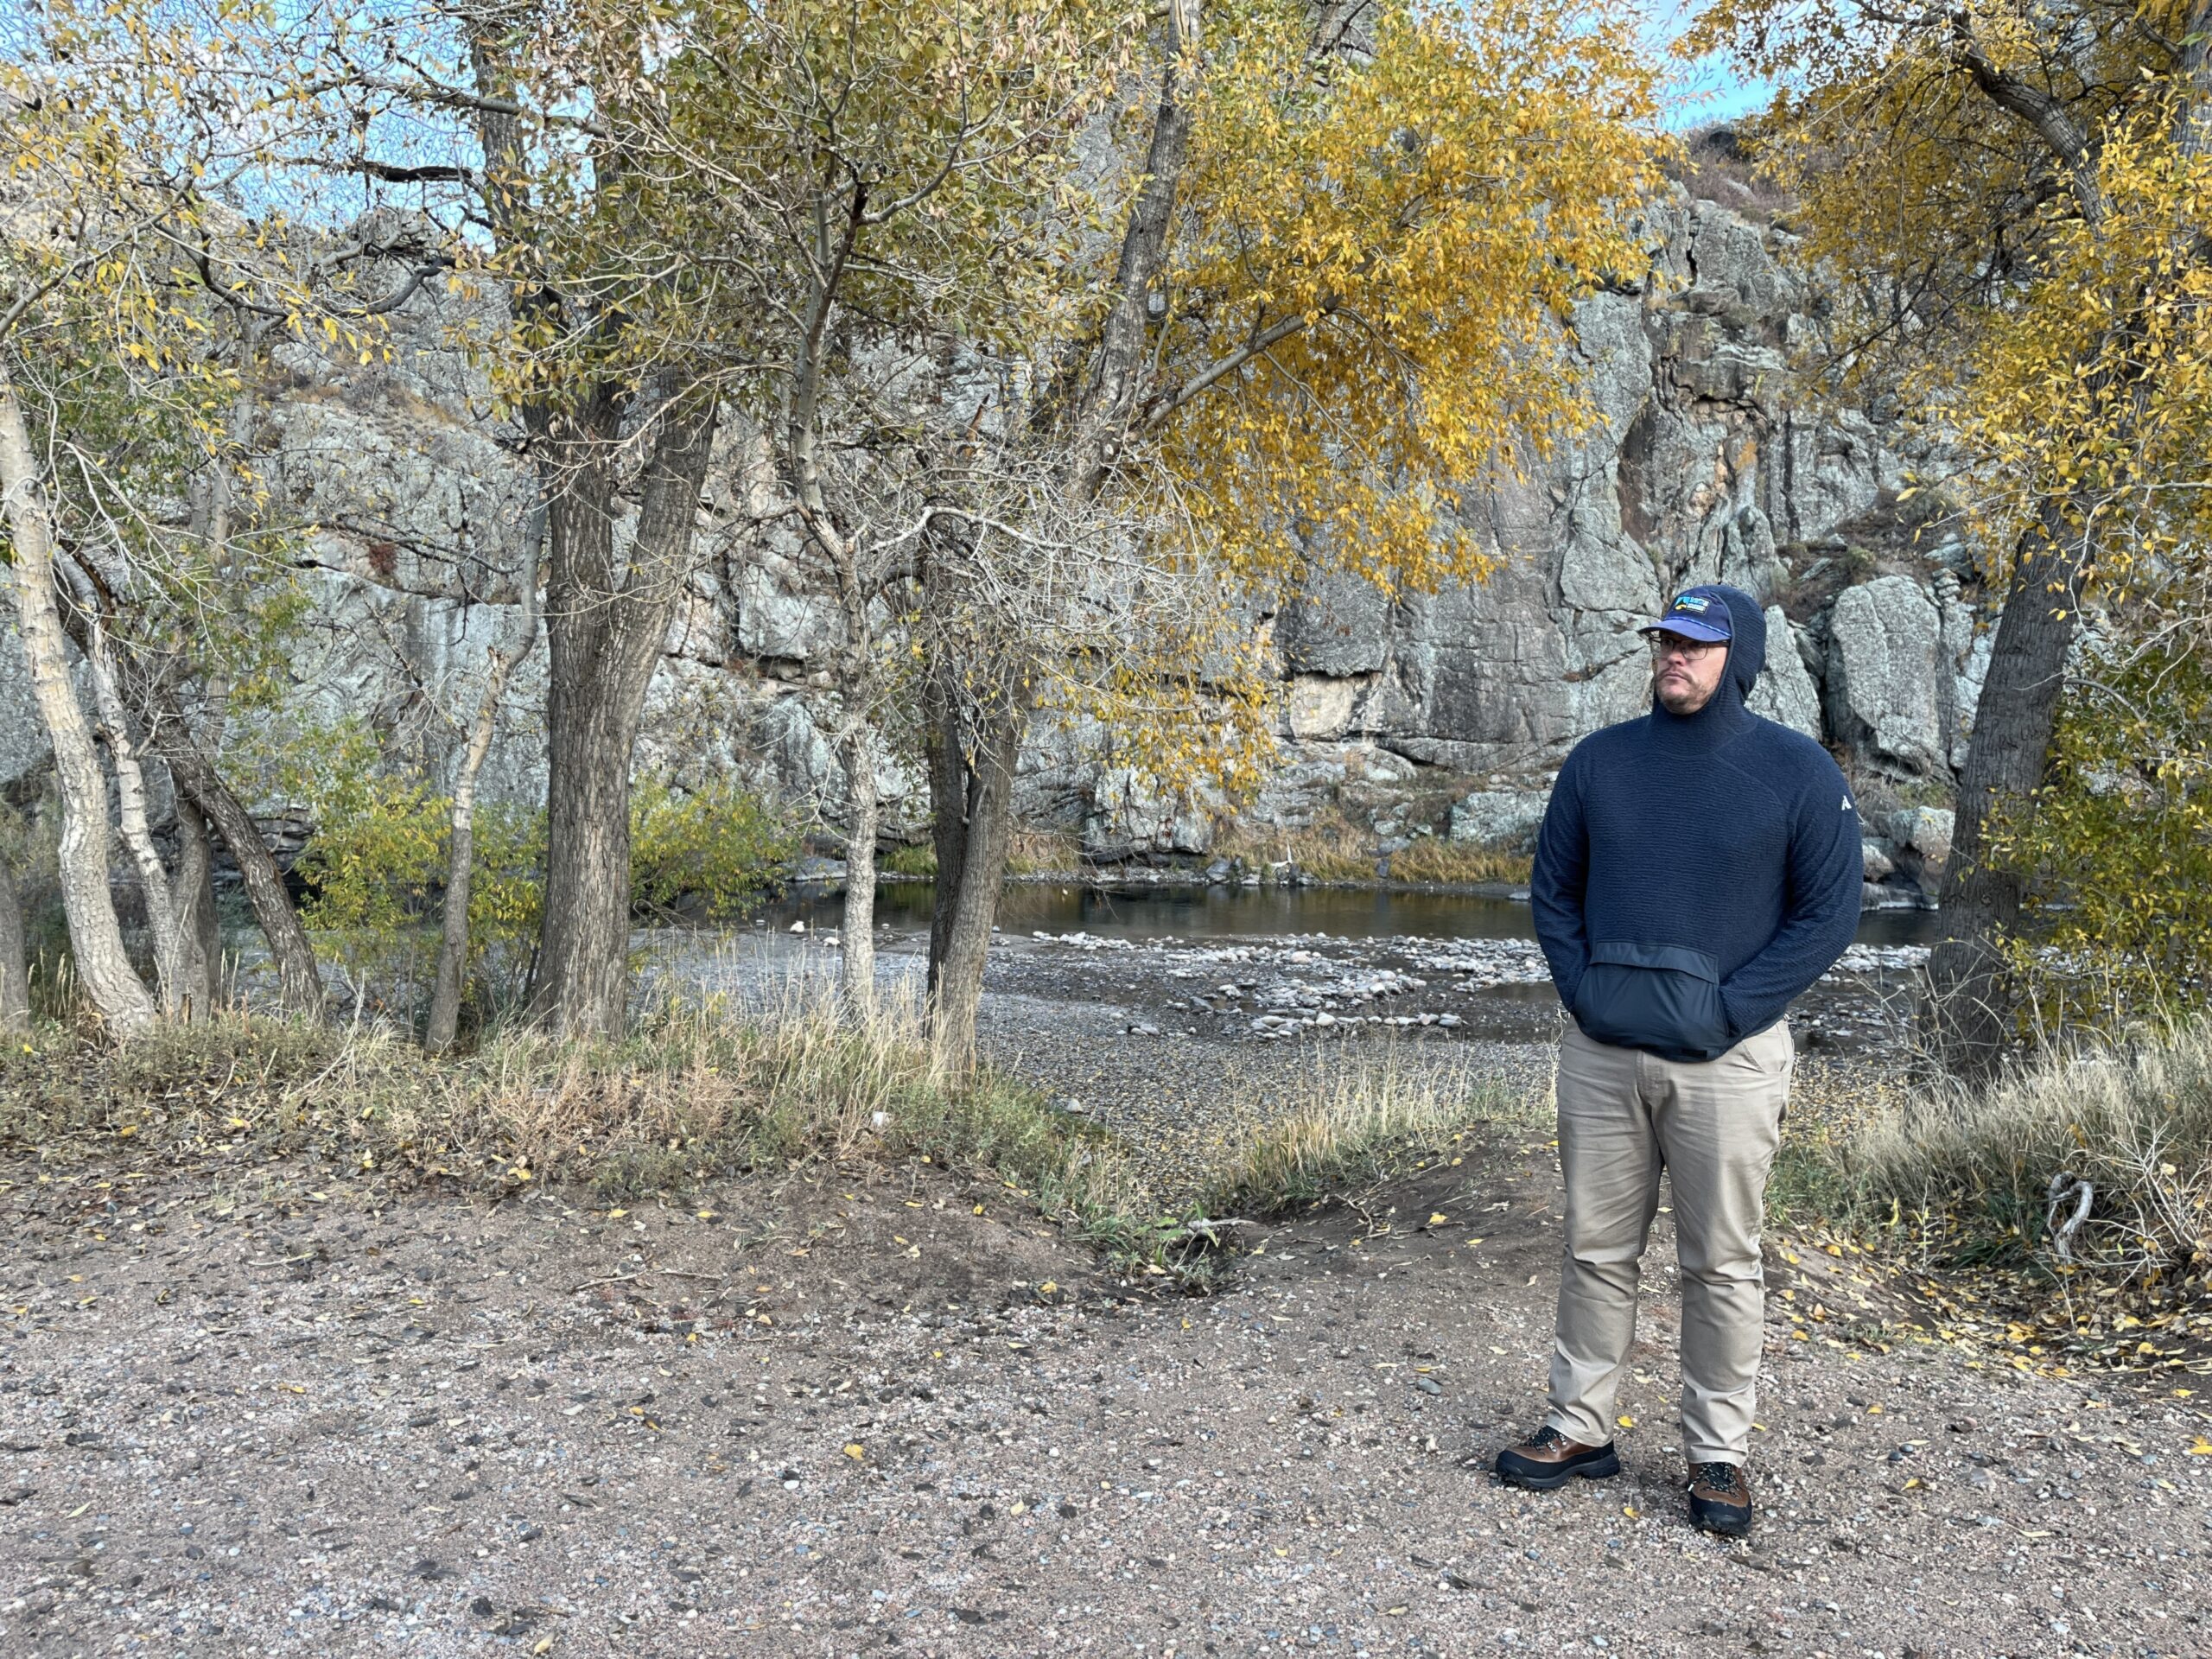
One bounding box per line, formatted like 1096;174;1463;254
1643;582;1766;728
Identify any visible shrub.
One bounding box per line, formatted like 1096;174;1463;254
1823;1021;2212;1309
629;778;800;918
1986;597;2212;1038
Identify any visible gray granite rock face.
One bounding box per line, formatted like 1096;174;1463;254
1447;790;1551;853
1825;575;1949;775
1747;605;1824;741
0;192;1986;871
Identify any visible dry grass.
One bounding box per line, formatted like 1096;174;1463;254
1203;1050;1519;1217
881;830;1081;880
1659;123;1796;226
1839;1021;2212;1293
1006;830;1084;876
1755;1021;2212;1370
0;981;1120;1214
1382;837;1530;886
1213;811;1529;887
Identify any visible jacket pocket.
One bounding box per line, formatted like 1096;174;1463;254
1571;942;1729;1061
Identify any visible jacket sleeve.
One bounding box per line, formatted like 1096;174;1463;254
1529;758;1592;1011
1718;760;1863;1041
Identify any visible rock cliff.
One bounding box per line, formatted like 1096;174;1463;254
0;181;1983;906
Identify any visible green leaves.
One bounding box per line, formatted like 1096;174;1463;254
629;779;801;919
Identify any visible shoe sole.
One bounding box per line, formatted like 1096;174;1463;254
1494;1450;1622;1491
1690;1505;1752;1537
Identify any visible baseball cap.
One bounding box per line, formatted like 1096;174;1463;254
1637;586;1734;645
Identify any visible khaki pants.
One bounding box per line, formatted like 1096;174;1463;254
1544;1019;1793;1465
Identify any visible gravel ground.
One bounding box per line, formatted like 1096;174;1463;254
7;931;2210;1658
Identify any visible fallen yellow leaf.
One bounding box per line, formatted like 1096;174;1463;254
844;1442;865;1461
1427;1213;1449;1226
2186;1437;2212;1456
1617;1414;1634;1429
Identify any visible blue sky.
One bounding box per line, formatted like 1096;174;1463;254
1644;1;1776;128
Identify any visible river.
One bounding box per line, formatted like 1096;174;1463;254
751;880;1944;948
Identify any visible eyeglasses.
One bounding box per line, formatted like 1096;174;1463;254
1647;633;1722;658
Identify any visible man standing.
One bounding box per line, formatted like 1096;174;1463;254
1494;583;1861;1537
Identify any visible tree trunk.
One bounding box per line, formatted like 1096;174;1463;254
527;391;719;1039
1923;498;2085;1075
0;854;29;1035
0;371;157;1036
925;704;1020;1067
157;730;325;1020
426;498;543;1053
837;721;880;1011
173;793;221;1020
426;802;478;1052
74;601;184;1015
923;652;971;1004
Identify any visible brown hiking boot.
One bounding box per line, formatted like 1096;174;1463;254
1688;1459;1752;1536
1492;1424;1621;1491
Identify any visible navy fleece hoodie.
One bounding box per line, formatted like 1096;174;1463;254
1529;585;1862;1062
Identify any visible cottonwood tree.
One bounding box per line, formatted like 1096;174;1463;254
914;0;1664;1061
1691;0;2212;1071
1;0;484;1034
407;10;730;1039
251;2;738;1039
0;3;306;1033
606;0;1139;1010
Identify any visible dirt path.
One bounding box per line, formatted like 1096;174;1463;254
4;1123;2208;1659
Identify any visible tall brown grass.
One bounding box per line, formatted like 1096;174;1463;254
1796;1019;2212;1297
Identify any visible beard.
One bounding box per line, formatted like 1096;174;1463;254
1655;670;1716;715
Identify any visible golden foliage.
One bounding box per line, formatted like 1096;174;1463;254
1688;0;2212;594
1164;0;1662;594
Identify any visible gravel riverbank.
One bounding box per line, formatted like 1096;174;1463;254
7;925;2205;1658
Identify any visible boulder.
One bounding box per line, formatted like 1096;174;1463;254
1824;575;1950;776
1447;790;1550;853
1747;605;1823;740
1283;672;1371;741
1886;805;1955;898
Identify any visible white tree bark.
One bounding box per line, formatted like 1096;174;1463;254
77;596;184;1014
0;367;156;1036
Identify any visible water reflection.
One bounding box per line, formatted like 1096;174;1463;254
750;880;1943;949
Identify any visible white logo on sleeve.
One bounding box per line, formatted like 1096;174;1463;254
1840;797;1854;813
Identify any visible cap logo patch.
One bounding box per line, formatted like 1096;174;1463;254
1671;594;1712;613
